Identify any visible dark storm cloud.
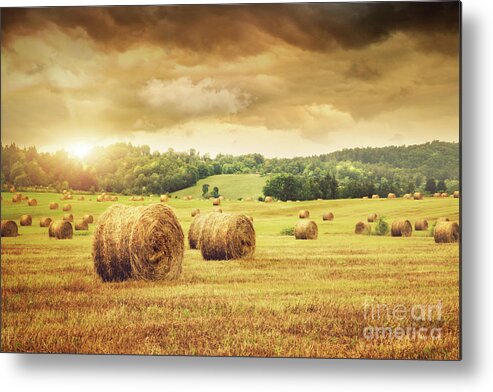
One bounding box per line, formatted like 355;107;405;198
1;2;460;55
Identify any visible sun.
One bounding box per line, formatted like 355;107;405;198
68;143;91;159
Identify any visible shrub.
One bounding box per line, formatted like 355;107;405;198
280;227;294;236
374;217;389;236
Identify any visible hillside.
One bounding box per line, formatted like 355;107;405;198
171;174;267;200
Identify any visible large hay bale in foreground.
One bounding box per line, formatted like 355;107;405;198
92;204;184;282
413;192;424;200
49;202;59;210
74;220;89;231
355;221;371;235
20;215;32;226
160;194;168;203
40;217;52;227
28;198;38;206
49;220;73;239
62;204;72;211
63;213;74;222
391;220;413;237
367;213;378;222
294;220;318;240
1;220;18;237
212;198;221;206
322;212;334;221
434;222;460;243
299;210;310;219
83;214;94;224
188;213;209;249
191;208;200;217
415;219;429;231
387;193;396;199
264;196;273;203
199;213;256;260
453;191;460;198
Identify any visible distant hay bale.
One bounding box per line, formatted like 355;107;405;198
434;222;460;243
160;194;168;203
387;193;396;199
92;203;184;282
40;217;52;227
437;217;450;223
188;213;209;249
78;196;85;201
191;208;200;217
355;221;371;235
187;195;193;200
294;220;318;240
367;213;378;222
20;214;32;226
12;193;22;203
110;196;118;201
83;214;94;224
63;213;74;222
391;220;413;237
415;219;429;231
322;212;334;221
212;198;221;206
74;220;89;231
199;213;256;260
264;196;273;203
66;194;73;200
441;192;448;198
403;193;413;199
49;202;59;210
103;194;111;202
97;195;103;202
10;187;16;193
48;220;73;239
362;196;369;200
413;192;424;200
62;204;72;211
62;190;67;194
453;191;460;198
372;194;380;199
1;220;18;237
28;198;38;206
299;210;310;219
433;192;441;198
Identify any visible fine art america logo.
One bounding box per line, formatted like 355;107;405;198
363;300;443;341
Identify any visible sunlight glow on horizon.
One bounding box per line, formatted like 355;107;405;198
67;143;92;159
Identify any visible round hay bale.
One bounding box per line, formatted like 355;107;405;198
355;221;371;235
299;210;310;219
434;222;460;243
191;208;200;217
78;196;85;201
414;219;429;231
103;194;111;202
83;214;94;224
10;187;16;193
362;196;369;200
322;212;334;221
160;194;168;203
433;192;441;198
212;198;221;206
391;220;413;237
62;190;67;194
1;220;18;237
66;194;73;200
188;213;209;249
387;193;396;199
199;213;256;260
367;213;378;222
264;196;273;203
294;220;318;240
441;192;448;198
413;192;424;200
453;191;460;198
48;220;73;239
437;217;450;223
20;214;32;226
28;198;38;206
63;213;74;222
49;202;59;210
97;195;103;202
372;194;380;199
40;217;52;227
74;220;89;231
403;194;413;199
109;196;117;201
12;193;22;203
92;203;184;282
62;204;72;211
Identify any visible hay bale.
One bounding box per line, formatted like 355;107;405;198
372;194;380;199
414;219;429;231
433;192;441;198
66;194;73;200
28;198;38;206
92;203;184;282
48;220;73;239
294;220;318;240
10;187;16;193
437;217;450;223
12;193;22;203
299;210;310;219
109;196;117;201
265;196;273;203
83;214;94;224
160;194;169;203
413;192;424;200
20;214;32;226
74;220;89;231
368;213;378;222
403;193;413;199
97;195;103;202
191;208;200;217
63;204;72;211
40;217;52;227
362;196;369;200
322;212;334;221
199;213;256;260
391;220;413;237
103;194;111;202
441;192;448;198
78;196;85;201
1;220;18;237
188;213;209;249
355;221;371;235
212;198;221;206
63;213;74;222
434;222;460;243
49;202;59;210
387;193;396;199
453;191;460;198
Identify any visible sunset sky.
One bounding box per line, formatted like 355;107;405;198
1;2;460;158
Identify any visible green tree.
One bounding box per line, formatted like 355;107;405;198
425;178;437;193
202;184;210;197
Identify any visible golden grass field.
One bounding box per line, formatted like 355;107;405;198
1;191;460;359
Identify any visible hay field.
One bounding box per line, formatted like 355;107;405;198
1;192;460;359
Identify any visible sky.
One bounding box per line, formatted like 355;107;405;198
1;2;460;158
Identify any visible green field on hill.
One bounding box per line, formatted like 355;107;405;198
1;191;459;358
